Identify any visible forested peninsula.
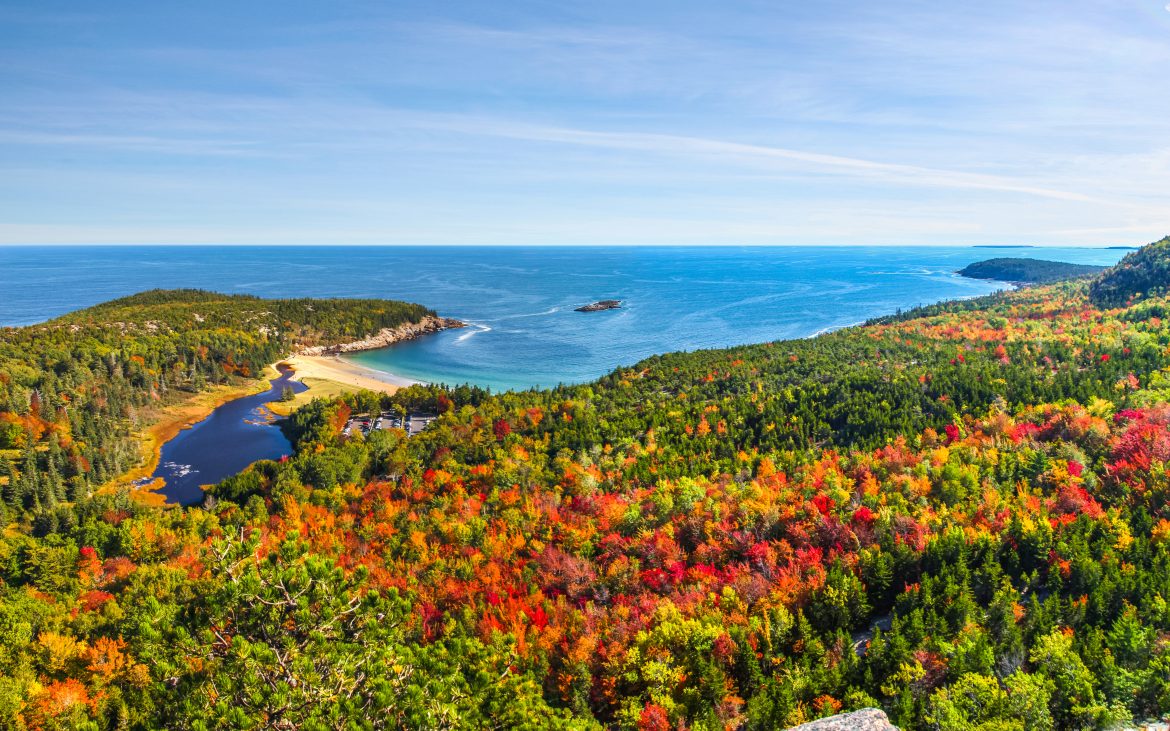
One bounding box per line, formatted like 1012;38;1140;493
0;289;438;517
957;257;1106;284
4;239;1170;729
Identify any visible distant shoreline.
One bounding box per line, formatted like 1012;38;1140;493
956;257;1106;286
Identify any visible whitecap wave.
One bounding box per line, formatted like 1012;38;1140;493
455;323;493;342
808;321;866;338
493;305;563;321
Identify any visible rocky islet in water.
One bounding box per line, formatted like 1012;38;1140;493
575;299;622;312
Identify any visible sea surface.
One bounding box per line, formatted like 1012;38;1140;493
1;245;1127;392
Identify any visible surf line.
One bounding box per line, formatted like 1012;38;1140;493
455;321;493;342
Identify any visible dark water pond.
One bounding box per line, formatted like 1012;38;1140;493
152;368;307;505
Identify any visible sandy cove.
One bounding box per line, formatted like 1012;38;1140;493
111;316;459;501
280;353;413;395
277;314;464;400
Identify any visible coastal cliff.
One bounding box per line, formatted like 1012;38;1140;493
295;315;465;356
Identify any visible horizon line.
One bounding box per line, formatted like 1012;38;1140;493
0;241;1141;249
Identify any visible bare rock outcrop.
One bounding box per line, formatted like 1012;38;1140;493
787;708;897;731
295;316;464;356
575;300;621;312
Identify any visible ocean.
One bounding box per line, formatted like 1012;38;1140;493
0;245;1127;392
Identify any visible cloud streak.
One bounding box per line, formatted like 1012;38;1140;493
441;120;1112;205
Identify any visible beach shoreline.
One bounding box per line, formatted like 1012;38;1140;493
270;314;457;408
281;353;419;395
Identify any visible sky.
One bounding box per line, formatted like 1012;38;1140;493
1;0;1169;246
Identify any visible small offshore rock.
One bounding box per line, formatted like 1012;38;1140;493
575;300;621;312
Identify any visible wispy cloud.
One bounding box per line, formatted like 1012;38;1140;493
433;120;1113;205
0;131;270;157
1;85;1142;205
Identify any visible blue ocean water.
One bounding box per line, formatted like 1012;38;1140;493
0;245;1127;392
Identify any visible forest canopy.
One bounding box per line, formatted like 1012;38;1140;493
0;290;434;528
956;258;1105;284
1090;236;1170;307
2;242;1170;729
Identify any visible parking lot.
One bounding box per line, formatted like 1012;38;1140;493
342;411;437;438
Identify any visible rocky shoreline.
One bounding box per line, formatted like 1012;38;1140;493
295;315;465;356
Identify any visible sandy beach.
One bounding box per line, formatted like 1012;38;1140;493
280;353;416;395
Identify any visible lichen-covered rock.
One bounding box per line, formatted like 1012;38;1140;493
787;708;897;731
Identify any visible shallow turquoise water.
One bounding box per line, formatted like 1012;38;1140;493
0;245;1127;392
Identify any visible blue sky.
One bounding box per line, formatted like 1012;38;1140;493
2;0;1168;245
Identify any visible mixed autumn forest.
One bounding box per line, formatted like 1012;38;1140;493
3;239;1170;729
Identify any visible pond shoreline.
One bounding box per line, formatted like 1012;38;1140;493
110;369;282;506
133;315;457;503
146;366;307;506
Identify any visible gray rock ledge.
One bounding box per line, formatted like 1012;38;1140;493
787;708;897;731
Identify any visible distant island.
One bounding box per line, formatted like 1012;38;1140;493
575;299;622;312
957;257;1106;284
972;244;1035;248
